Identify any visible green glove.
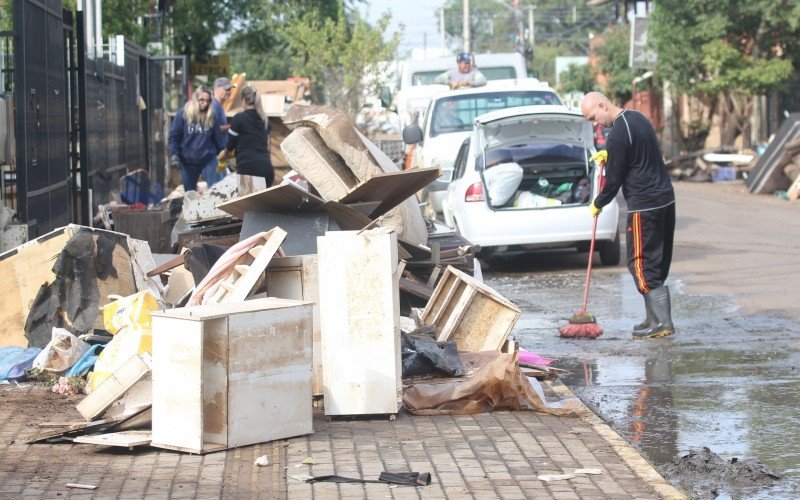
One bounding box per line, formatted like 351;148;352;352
589;201;602;217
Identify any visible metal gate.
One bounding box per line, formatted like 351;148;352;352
13;0;73;238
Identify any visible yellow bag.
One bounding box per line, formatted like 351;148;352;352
102;291;159;335
88;291;160;393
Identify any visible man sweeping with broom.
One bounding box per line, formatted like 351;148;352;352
576;92;677;339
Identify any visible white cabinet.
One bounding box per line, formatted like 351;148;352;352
150;298;313;454
265;254;323;396
317;230;402;416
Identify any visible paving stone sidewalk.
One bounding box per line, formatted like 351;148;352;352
0;383;685;499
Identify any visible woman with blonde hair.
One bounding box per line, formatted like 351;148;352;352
168;84;227;191
218;85;274;186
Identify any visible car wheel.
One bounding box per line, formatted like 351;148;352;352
598;231;621;266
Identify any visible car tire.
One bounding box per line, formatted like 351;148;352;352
598;231;621;266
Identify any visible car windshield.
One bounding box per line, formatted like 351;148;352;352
430;91;562;137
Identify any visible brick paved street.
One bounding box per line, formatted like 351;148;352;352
0;383;685;499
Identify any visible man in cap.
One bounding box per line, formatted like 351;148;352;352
213;77;235;132
435;53;487;89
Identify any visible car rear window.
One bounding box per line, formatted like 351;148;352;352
430;91;562;137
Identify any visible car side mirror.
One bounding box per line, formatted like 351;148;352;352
402;124;423;145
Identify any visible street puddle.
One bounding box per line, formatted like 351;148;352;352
486;269;800;498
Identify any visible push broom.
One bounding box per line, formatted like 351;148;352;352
559;151;607;339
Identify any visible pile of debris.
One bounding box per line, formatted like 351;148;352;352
0;104;576;459
745;114;800;199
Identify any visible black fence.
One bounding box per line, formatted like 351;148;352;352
3;0;170;238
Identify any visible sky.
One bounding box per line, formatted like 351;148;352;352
358;0;448;57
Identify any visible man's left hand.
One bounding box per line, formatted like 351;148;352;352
589;201;602;217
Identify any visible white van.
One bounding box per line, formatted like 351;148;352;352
397;52;528;89
394;53;529;131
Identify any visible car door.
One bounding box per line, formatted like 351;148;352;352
443;137;471;228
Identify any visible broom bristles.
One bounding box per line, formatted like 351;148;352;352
559;322;604;339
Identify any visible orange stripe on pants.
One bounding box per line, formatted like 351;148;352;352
633;212;650;293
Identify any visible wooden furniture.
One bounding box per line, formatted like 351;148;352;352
150;298;313;454
422;265;521;352
317;230;402;417
265;255;322;396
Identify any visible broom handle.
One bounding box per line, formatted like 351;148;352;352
581;215;599;313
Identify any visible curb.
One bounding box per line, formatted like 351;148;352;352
548;380;688;500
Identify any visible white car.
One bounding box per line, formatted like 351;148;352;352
402;79;563;216
442;105;621;265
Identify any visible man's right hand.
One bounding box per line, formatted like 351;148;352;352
170;155;180;168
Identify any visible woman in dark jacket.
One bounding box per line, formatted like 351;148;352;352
168;85;227;191
218;86;274;186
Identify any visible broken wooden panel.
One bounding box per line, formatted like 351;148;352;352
0;225;144;348
216;183;325;220
281;127;359;200
266;255;322;396
150;298;313;454
205;227;287;304
73;430;152;448
339;167;441;218
317;230;402;416
184;174;266;223
747;113;800;194
77;354;151;421
422;266;521;352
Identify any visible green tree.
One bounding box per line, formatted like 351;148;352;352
593;23;648;104
559;62;596;94
102;0;148;46
280;3;399;115
649;0;799;145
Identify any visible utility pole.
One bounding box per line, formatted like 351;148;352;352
440;8;446;51
463;0;470;53
528;6;535;52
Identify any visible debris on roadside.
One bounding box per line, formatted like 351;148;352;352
1;102;577;458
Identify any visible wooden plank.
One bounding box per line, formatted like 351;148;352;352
146;253;186;277
73;430;152;448
22;406;151;444
399;278;434;301
339;167;441;217
151;297;305;321
437;287;477;343
216;183;324;220
76;355;151;421
202;317;228;447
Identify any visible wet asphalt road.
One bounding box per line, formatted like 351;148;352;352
482;248;800;499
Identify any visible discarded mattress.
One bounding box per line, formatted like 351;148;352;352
281;126;359;200
283;104;427;245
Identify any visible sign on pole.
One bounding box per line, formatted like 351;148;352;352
630;17;656;69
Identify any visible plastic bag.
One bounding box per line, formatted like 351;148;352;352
513;192;562;209
484;162;523;207
0;347;42;381
31;328;91;374
102;290;160;335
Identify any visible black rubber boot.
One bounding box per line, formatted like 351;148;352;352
632;296;655;333
632;286;675;339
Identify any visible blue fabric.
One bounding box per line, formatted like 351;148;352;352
168;106;226;165
120;170;164;205
180;155;224;192
65;344;105;378
0;347;42;381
